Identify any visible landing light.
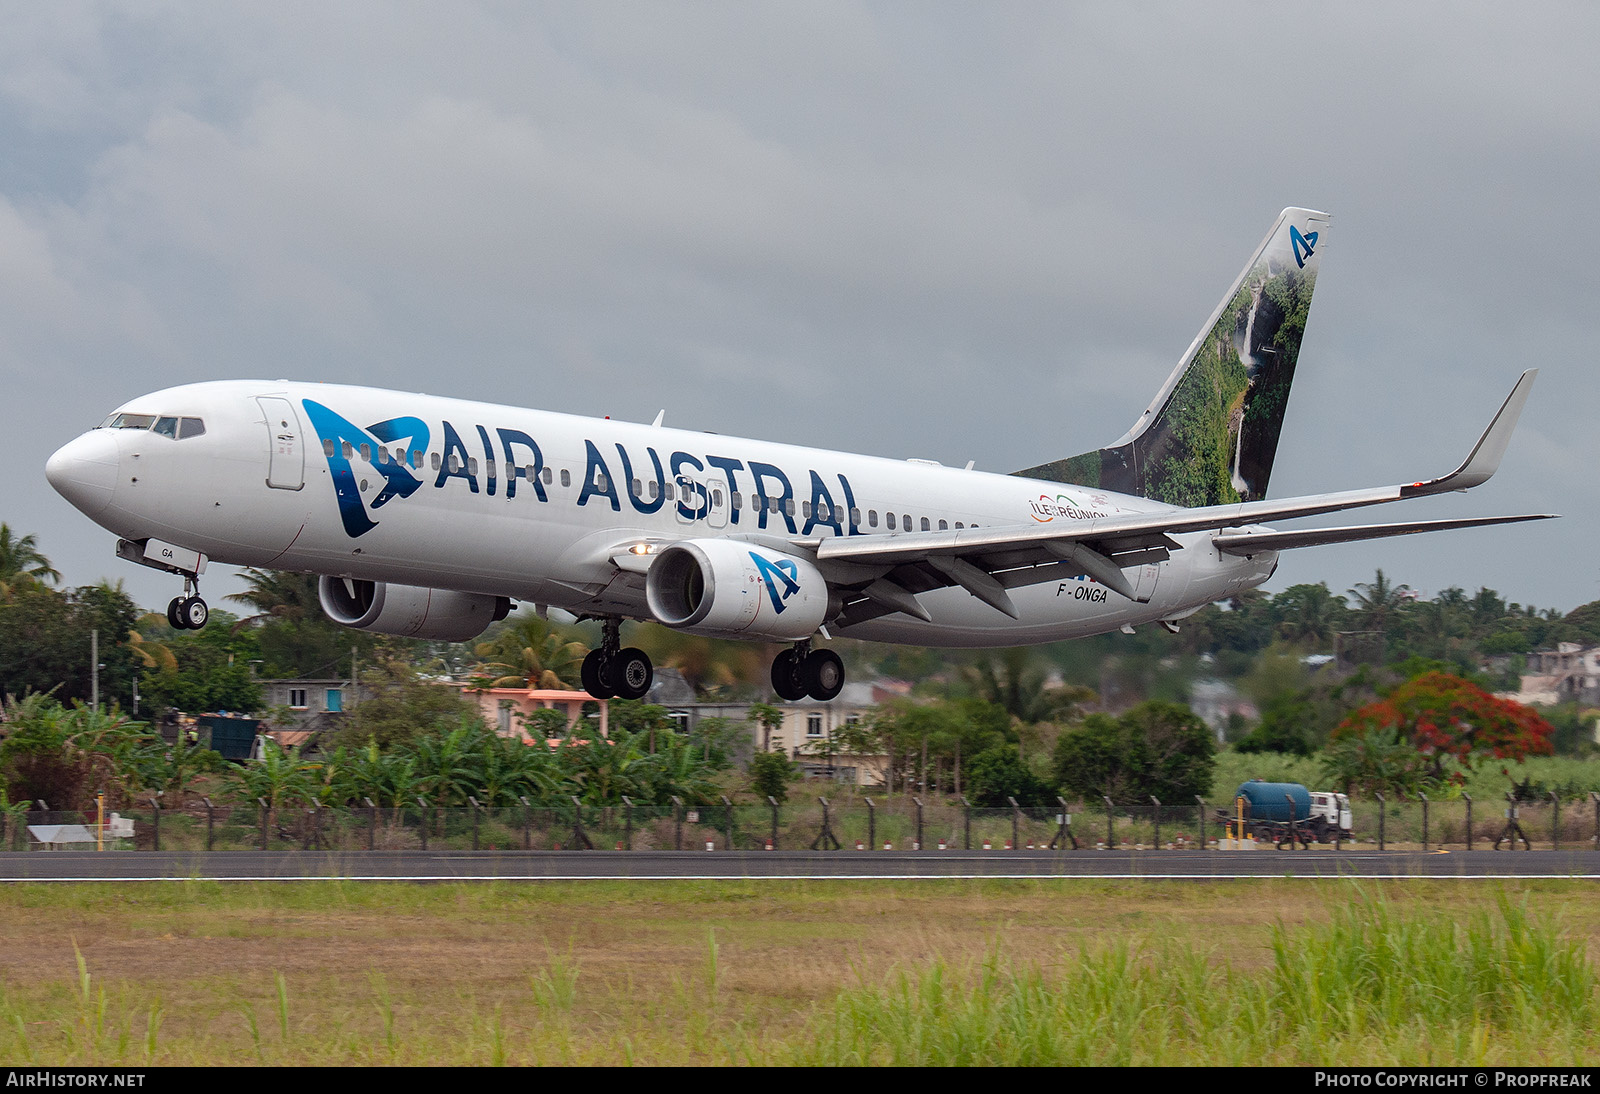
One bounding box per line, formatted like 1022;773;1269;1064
629;543;653;555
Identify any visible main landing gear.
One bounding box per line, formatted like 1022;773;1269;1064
580;617;654;701
165;577;209;631
771;640;845;702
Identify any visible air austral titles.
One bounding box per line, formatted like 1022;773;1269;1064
46;209;1554;702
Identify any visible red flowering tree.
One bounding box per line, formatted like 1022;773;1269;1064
1329;672;1553;793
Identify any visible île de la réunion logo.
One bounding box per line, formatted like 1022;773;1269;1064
302;399;431;538
749;551;802;614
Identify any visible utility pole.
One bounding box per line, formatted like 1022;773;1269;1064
91;628;99;712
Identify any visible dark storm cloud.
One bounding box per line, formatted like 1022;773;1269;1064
4;2;1596;612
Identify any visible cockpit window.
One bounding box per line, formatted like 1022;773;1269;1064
152;416;179;438
179;417;206;439
110;413;156;430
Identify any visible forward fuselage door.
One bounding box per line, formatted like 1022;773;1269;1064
257;396;305;491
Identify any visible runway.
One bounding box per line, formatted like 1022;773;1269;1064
2;848;1598;882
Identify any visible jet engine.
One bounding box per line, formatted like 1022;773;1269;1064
318;577;510;642
645;539;831;640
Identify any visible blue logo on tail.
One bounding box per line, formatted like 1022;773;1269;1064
750;551;801;614
1290;225;1318;269
303;399;431;538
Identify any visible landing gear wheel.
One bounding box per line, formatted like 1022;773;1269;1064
770;649;807;702
581;649;613;699
803;649;845;701
613;648;654;701
180;596;209;630
167;597;186;630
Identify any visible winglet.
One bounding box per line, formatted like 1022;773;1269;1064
1401;369;1536;497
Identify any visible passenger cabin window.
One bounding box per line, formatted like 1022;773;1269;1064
955;522;964;529
784;498;796;517
360;443;371;462
921;517;930;531
712;489;723;507
731;492;741;510
323;439;336;457
560;469;571;488
902;514;911;531
938;519;948;531
468;457;479;476
431;452;441;471
344;442;355;460
543;467;554;485
886;513;896;530
179;417;205;439
869;510;878;528
802;501;812;519
850;507;861;526
649;481;661;500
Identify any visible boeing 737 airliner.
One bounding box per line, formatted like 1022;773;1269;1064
45;209;1552;703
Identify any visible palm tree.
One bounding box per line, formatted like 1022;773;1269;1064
1273;582;1346;649
224;568;321;627
0;524;61;595
1347;569;1411;637
471;615;588;689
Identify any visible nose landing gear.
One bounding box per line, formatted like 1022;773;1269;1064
580;617;654;701
771;641;845;702
165;577;209;630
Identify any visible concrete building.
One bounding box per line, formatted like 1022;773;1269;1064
1505;643;1600;708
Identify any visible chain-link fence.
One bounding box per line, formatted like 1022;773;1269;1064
5;793;1597;852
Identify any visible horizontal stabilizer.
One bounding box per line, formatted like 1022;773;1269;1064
1212;514;1557;556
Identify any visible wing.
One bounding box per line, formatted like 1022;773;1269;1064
802;370;1550;625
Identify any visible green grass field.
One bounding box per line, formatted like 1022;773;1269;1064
1;878;1597;1065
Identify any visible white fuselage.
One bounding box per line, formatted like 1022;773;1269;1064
46;380;1277;646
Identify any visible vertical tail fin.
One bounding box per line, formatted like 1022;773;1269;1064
1015;207;1329;505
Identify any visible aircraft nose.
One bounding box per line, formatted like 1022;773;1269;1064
46;430;119;518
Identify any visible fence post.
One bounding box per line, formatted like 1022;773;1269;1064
1551;791;1560;851
571;795;592;850
468;796;481;851
313;800;324;851
864;797;876;849
1463;793;1473;851
149;794;161;852
960;796;971;850
767;796;779;850
672;796;684;851
811;796;841;850
1053;796;1079;850
259;797;270;851
1007;796;1021;850
1375;792;1385;850
622;796;634;851
1104;796;1114;849
912;796;924;850
203;797;214;852
519;796;532;850
365;797;376;851
721;795;734;851
1151;796;1161;849
1419;791;1429;852
416;797;428;852
1195;796;1206;850
1593;792;1599;848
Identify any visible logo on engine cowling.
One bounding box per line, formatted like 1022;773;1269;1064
749;551;802;614
302;400;431;539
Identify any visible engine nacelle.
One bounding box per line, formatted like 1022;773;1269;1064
318;577;510;643
645;539;830;640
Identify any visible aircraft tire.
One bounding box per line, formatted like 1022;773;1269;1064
614;648;653;701
167;598;186;630
770;650;807;702
581;649;612;699
180;596;208;630
803;649;845;701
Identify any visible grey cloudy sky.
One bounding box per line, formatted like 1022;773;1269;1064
4;2;1596;616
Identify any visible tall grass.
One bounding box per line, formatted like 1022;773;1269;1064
1;887;1593;1065
787;892;1596;1065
